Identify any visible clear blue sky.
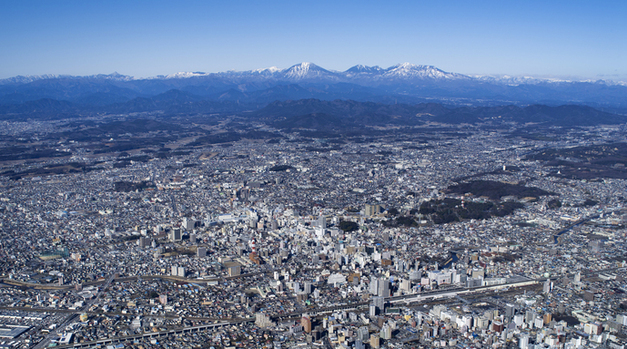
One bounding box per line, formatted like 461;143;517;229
1;0;626;81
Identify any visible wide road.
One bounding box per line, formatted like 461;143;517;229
32;271;117;349
53;320;250;349
0;305;233;323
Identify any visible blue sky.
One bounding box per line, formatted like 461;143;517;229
1;0;626;80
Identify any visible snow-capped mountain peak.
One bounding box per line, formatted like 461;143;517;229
393;62;417;69
254;66;281;74
5;63;609;86
382;63;464;80
345;64;384;74
282;62;335;80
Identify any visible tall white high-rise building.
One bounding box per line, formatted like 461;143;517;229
370;276;379;295
318;215;326;229
182;217;195;231
377;277;390;297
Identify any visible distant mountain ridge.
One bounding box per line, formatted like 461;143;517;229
2;62;627;111
1;93;625;130
249;99;627;129
5;62;625;85
0;62;525;85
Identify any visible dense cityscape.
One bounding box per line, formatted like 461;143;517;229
0;116;626;349
3;0;627;347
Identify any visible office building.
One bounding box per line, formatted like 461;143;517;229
302;314;312;333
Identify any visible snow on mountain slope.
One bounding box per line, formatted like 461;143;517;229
382;63;467;80
164;72;209;79
475;75;570;86
281;62;338;80
253;66;281;74
345;64;385;75
2;63;625;90
0;72;134;85
0;75;59;85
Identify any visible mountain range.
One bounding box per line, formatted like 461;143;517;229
2;63;627;115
